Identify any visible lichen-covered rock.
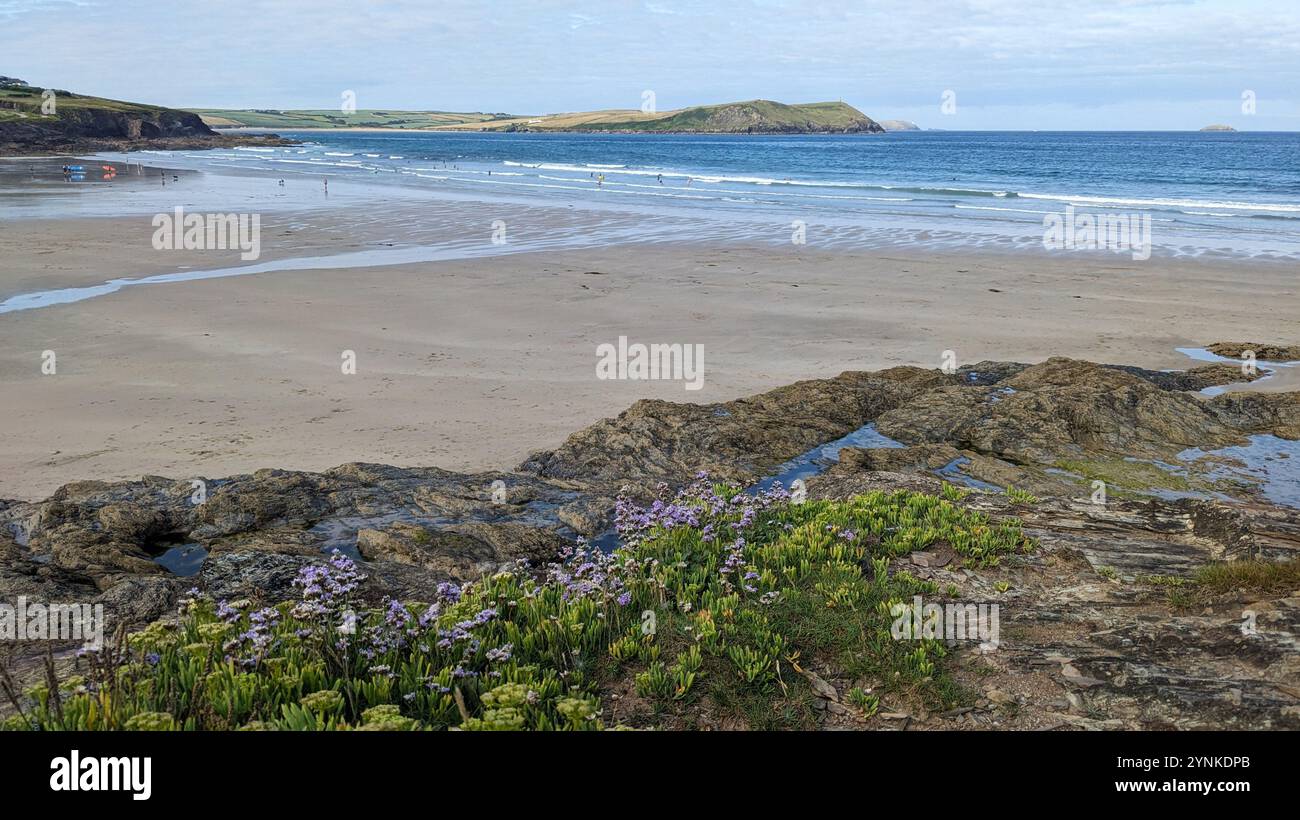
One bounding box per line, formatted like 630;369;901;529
874;358;1300;463
357;521;568;581
520;366;944;487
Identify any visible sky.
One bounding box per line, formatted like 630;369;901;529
2;0;1297;130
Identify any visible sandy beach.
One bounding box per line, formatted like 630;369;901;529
2;180;1297;500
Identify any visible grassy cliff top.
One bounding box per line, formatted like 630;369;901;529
0;80;177;122
188;108;518;129
192;99;884;134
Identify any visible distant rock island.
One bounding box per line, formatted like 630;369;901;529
0;76;290;155
877;119;921;131
196;99;886;135
1199;124;1237;132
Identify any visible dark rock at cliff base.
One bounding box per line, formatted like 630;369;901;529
0;81;295;154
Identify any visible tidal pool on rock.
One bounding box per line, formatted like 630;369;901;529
154;543;209;576
1176;434;1300;508
755;423;905;493
935;457;1002;491
1176;346;1298;396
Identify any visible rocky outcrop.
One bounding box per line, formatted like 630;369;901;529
1206;342;1300;362
872;358;1300;462
357;521;568;577
0;78;293;154
521;366;944;487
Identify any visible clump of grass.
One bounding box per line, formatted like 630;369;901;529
1138;574;1189;587
1194;560;1300;595
1164;587;1196;611
1138;561;1299;611
2;477;1033;731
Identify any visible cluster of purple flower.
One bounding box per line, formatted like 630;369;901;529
485;643;513;662
616;472;793;548
433;606;498;654
290;552;366;621
717;536;761;594
360;597;424;657
615;495;701;547
544;537;630;604
225;606;281;668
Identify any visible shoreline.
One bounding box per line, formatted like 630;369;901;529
1;156;1297;500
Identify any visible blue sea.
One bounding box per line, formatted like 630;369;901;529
122;129;1300;260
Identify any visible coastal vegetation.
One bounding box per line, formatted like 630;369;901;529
0;479;1031;731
